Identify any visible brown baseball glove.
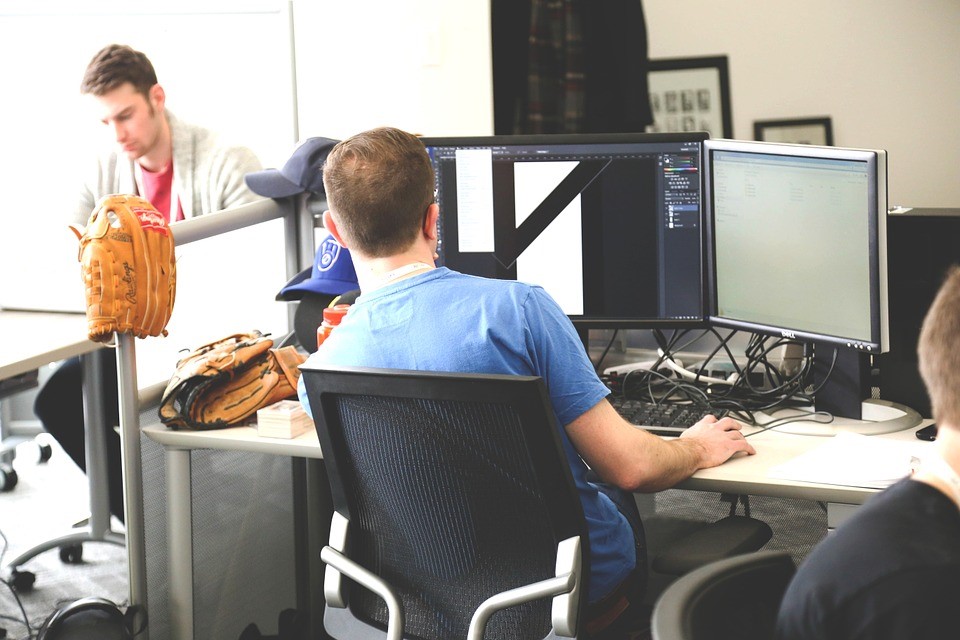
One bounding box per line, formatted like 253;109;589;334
70;194;177;343
158;331;306;430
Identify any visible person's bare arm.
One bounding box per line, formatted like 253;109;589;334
565;399;755;492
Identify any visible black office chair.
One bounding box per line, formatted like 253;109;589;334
650;550;796;640
300;364;588;640
649;494;773;577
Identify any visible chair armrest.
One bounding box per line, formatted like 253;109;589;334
467;536;582;640
323;512;350;608
320;546;405;640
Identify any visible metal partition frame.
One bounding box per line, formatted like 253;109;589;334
116;197;302;634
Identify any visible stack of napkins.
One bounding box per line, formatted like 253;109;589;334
257;399;314;439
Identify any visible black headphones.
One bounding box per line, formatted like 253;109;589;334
36;596;143;640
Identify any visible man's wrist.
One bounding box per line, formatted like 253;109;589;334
671;436;708;475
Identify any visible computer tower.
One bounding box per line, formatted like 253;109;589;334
878;208;960;418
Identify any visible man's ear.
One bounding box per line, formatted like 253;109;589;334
149;83;166;113
423;203;440;241
323;210;349;248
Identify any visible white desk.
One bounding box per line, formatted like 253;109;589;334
143;422;322;459
677;421;931;505
141;423;322;639
0;310;91;379
142;410;931;640
0;310;126;584
143;415;930;507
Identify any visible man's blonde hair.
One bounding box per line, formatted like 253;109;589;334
322;127;435;257
918;265;960;426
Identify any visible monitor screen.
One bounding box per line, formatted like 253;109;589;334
422;132;709;328
704;139;888;353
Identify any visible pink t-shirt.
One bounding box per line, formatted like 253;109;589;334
139;161;184;223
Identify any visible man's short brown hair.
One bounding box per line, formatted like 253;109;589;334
918;265;960;426
80;44;158;99
322;127;435;257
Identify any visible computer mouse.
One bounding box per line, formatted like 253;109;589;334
916;424;937;441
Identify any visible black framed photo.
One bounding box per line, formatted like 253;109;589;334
646;55;732;138
754;117;834;146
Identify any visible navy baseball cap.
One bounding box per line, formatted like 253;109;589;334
276;232;359;301
245;137;339;198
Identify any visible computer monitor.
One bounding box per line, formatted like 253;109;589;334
704;139;889;353
423;132;707;328
422;132;709;329
704;138;894;425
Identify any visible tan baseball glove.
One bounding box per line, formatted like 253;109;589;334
70;194;176;343
158;331;306;430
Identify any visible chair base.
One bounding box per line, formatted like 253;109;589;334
650;516;773;576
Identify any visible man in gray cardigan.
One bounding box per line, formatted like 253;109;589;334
73;43;263;225
41;44;263;523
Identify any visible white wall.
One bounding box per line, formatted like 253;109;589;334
291;0;493;140
644;0;960;207
0;1;299;199
4;0;957;288
0;0;493;322
295;0;960;205
1;1;956;207
0;1;302;316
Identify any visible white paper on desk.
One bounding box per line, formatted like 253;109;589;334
768;432;932;489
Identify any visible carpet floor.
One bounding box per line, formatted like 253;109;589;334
1;436;127;639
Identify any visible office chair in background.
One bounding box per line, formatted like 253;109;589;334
301;365;587;640
648;494;773;577
0;368;45;491
650;550;796;640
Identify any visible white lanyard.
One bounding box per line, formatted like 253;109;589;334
922;454;960;511
374;262;433;288
134;162;180;223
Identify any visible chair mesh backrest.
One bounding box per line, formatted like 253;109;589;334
330;392;558;639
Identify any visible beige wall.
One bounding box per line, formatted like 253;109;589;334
644;0;960;207
294;0;960;205
3;1;954;243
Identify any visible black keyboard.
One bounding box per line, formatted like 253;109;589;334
610;397;729;437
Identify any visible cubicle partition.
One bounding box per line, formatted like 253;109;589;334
119;196;316;639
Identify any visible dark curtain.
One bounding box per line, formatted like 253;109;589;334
491;0;653;135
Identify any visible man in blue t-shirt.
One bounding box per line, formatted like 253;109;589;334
298;126;755;637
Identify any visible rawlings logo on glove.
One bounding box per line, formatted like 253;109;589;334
70;194;176;343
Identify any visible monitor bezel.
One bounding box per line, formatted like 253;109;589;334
703;138;889;353
420;131;711;330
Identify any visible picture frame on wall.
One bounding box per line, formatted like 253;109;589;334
646;55;732;138
754;117;834;146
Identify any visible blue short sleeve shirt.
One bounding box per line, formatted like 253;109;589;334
298;268;636;602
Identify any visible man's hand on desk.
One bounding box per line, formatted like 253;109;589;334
680;414;756;468
567;400;755;493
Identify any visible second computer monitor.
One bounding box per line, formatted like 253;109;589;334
704;138;889;353
422;132;709;328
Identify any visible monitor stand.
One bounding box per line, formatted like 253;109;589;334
764;398;923;437
784;342;924;434
811;342;871;419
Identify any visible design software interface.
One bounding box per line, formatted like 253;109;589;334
425;134;707;326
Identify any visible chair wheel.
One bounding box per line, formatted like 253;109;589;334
37;442;53;463
0;463;17;492
10;569;36;592
59;543;84;564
